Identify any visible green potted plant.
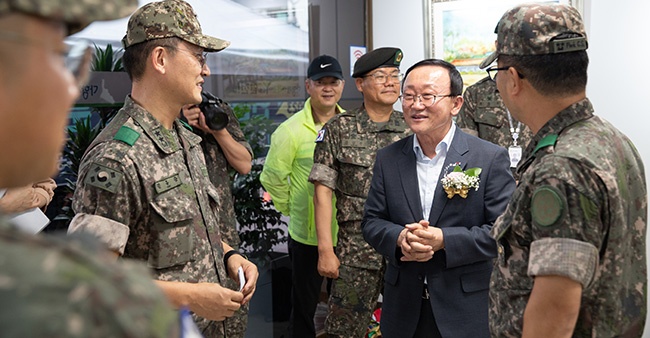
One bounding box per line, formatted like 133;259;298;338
231;104;287;265
231;104;292;325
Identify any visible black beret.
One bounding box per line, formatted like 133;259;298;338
352;47;403;78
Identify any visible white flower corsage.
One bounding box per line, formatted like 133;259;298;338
440;163;482;199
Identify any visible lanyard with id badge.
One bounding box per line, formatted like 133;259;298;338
506;110;522;168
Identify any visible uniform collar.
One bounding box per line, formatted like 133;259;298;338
302;97;345;132
412;123;456;161
123;96;203;154
524;98;594;156
356;105;407;134
517;98;594;175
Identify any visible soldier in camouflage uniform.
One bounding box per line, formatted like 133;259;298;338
0;225;180;337
182;96;253;338
261;55;345;338
456;76;532;180
68;1;259;337
485;4;647;337
0;0;180;336
308;47;411;337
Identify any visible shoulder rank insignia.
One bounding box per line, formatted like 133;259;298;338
113;126;140;146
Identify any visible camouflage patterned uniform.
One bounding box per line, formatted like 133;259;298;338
0;218;179;337
456;77;532;180
192;98;253;338
308;107;411;337
70;96;229;337
0;0;176;335
490;99;648;337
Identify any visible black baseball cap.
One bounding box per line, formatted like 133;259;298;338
308;55;344;80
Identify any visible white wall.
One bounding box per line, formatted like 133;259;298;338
372;1;426;77
588;3;650;334
373;0;650;335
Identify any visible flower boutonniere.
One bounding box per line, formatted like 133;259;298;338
440;164;482;199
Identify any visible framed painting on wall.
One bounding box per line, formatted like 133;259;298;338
426;0;585;87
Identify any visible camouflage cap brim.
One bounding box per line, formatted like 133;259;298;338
180;34;230;53
0;0;138;35
479;52;497;69
122;0;230;53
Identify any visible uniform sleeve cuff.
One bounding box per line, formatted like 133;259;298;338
528;237;598;289
308;163;337;190
68;213;130;255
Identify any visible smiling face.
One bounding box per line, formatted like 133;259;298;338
306;76;344;113
401;65;462;141
166;40;209;106
0;14;81;187
355;66;401;107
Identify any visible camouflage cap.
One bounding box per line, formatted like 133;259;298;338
352;47;403;78
0;0;138;35
479;3;587;69
122;0;230;52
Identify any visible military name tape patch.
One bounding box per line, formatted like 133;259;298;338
531;185;565;227
154;174;182;194
85;163;124;193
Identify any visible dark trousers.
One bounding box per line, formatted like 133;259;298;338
287;235;325;338
413;286;442;338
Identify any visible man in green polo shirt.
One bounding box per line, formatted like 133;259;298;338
261;54;345;338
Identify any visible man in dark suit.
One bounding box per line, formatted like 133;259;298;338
362;59;515;338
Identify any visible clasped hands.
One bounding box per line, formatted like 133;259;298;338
398;220;444;262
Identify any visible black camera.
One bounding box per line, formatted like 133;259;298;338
198;91;229;130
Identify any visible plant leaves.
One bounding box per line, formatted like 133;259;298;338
464;167;482;177
92;43;125;72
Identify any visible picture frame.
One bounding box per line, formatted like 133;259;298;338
426;0;585;87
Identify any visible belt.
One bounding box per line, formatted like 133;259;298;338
422;285;429;300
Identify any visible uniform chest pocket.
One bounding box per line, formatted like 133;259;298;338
337;141;374;197
338;138;373;167
474;111;504;128
148;193;198;269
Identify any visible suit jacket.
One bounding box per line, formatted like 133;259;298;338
362;128;515;338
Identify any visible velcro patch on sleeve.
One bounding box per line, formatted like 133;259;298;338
531;185;566;227
84;163;124;193
316;128;326;142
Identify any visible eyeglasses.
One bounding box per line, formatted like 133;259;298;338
364;72;403;84
311;78;342;88
0;32;92;87
486;66;510;81
400;93;455;107
486;65;525;81
163;45;208;68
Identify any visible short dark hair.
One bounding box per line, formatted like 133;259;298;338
499;51;589;96
403;59;463;96
122;37;179;81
